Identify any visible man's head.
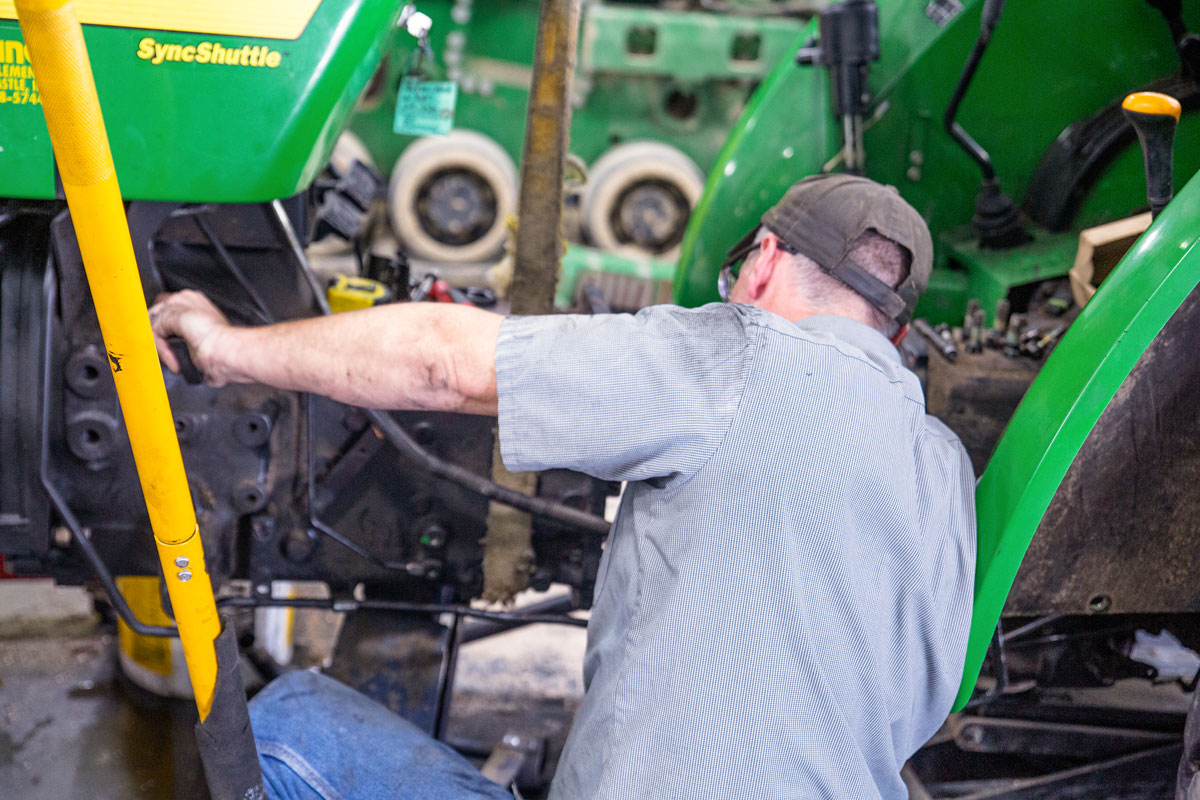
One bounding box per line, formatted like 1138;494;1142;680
722;175;932;344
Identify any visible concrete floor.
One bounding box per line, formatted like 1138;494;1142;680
0;583;587;800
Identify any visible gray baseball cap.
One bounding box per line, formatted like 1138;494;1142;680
723;174;932;325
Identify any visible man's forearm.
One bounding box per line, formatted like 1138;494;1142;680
210;303;503;415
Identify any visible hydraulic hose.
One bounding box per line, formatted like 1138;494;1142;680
267;200;611;537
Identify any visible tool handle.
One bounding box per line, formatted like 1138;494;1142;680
1122;91;1181;218
168;337;204;385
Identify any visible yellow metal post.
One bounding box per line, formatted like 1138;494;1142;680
15;0;220;719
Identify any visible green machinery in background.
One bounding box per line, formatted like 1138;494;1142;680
5;0;1200;795
674;0;1200;321
345;0;808;263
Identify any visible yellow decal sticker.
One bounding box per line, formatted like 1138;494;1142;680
0;0;322;41
136;38;284;69
0;37;37;105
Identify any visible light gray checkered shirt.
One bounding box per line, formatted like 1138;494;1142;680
496;303;976;800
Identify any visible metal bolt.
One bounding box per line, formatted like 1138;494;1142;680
256;583;270;596
53;526;72;548
1088;594;1112;613
174;556;189;568
962;725;984;745
177;570;193;582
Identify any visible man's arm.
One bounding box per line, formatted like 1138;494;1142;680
148;290;502;415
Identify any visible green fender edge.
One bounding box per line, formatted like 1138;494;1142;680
954;170;1200;711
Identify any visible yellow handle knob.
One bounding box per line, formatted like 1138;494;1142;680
1122;91;1182;121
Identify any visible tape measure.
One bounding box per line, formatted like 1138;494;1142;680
327;275;392;313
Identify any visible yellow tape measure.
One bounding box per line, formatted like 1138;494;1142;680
327;274;392;313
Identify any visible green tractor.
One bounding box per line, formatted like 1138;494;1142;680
4;0;1200;796
344;0;807;263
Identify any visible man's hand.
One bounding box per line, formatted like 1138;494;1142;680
149;290;234;386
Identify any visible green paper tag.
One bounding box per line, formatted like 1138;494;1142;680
393;77;458;136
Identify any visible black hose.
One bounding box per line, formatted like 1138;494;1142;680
364;408;611;536
266;199;610;537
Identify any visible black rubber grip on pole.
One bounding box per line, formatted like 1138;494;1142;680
194;623;266;800
168;336;204;385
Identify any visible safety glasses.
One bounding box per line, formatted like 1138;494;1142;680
718;228;797;302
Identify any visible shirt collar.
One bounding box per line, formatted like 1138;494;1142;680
791;314;901;365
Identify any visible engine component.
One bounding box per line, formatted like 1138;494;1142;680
798;0;879;174
0;194;612;623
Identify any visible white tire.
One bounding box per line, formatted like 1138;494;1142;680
388;130;518;263
581;141;705;260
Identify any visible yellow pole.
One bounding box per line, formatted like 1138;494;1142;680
15;0;220;720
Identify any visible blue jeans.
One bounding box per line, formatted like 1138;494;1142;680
248;670;514;800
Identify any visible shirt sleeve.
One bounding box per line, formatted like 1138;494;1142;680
495;303;761;484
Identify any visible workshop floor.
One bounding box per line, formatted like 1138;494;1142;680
0;583;587;800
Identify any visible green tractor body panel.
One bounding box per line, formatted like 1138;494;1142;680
673;0;1200;318
0;0;401;202
955;171;1200;709
346;2;806;181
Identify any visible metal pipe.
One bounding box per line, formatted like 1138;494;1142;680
193;211;274;324
217;596;588;628
432;611;462;741
509;0;582;315
16;0;219;719
39;280;177;638
459;592;577;643
942;0;1007;181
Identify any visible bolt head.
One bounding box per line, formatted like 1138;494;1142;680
177;570;193;582
174;556;189;568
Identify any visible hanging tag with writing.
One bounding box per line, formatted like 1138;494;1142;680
393;36;457;136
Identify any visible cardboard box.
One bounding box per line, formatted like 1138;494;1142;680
1069;212;1153;308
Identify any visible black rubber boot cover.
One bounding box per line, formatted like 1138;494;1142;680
194;622;267;800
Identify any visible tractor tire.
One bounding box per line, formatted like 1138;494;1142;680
581;141;705;260
388;130;518;263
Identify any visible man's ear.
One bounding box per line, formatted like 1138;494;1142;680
743;232;782;300
890;323;909;347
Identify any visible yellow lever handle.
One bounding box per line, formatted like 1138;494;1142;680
15;0;220;719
